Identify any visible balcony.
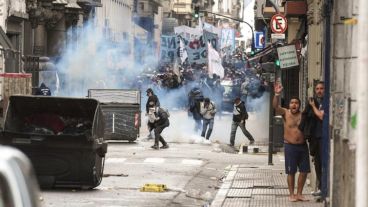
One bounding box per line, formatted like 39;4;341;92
285;1;307;16
172;1;191;15
263;6;285;18
77;0;102;7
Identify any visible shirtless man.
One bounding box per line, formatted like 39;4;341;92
273;82;310;202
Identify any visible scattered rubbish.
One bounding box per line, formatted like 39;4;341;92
238;144;248;154
103;173;129;177
212;143;222;153
186;189;201;199
200;191;212;201
186;189;212;201
202;202;211;207
140;183;167;192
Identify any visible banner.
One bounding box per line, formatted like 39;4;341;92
184;30;218;64
160;35;177;63
203;22;222;37
208;43;224;78
178;37;188;64
174;25;201;41
220;28;235;55
159;26;219;64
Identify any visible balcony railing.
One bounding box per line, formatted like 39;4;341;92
77;0;102;7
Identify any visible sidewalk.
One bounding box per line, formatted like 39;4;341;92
211;153;324;207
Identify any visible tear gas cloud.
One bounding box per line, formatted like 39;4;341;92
55;20;158;97
54;19;271;145
142;93;271;145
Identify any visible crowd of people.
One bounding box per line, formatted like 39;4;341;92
144;86;255;148
135;60;267;112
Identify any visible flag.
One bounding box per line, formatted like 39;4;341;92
207;42;224;78
179;37;188;64
173;59;182;83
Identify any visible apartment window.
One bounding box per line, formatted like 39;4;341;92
139;2;144;11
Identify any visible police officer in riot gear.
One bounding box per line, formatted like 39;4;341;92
35;83;51;96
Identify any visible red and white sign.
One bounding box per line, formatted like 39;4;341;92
270;14;288;34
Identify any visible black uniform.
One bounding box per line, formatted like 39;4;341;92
146;94;160;114
153;108;170;148
35;83;51;96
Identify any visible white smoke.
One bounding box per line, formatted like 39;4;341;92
141;93;270;145
55;20;158;97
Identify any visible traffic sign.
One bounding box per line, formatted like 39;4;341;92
277;45;299;69
271;33;285;40
270;14;287;34
254;31;265;49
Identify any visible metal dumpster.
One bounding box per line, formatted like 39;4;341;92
88;89;141;141
0;95;107;189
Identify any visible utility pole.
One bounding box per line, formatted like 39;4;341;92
268;81;274;165
357;0;368;206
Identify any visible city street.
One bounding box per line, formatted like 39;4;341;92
39;112;323;207
0;0;363;206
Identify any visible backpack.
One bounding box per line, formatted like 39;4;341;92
159;107;170;118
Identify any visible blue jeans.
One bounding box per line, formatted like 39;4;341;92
201;118;214;140
230;121;254;145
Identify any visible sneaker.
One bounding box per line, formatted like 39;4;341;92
228;144;234;147
312;190;322;196
203;139;211;144
151;145;159;150
161;145;169;149
249;140;255;145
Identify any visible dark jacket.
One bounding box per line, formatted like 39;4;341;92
154;108;170;128
35;83;51;96
188;88;203;120
299;97;323;156
146;94;160;113
232;101;249;122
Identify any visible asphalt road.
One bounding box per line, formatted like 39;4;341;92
40;111;275;207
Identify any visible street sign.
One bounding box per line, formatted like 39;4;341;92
277;45;299;69
270;14;287;34
254;31;265;49
271;33;285;40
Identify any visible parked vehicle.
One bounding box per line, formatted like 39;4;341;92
0;95;107;189
0;145;40;207
88;89;141;142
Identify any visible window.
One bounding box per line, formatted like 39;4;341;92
139;2;144;11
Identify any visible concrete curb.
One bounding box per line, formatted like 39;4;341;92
210;165;238;207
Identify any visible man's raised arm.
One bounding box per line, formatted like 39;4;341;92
273;82;286;115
